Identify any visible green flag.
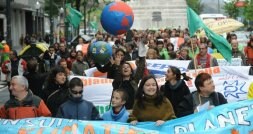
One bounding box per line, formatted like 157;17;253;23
187;7;205;37
90;21;98;30
65;3;83;29
187;7;232;62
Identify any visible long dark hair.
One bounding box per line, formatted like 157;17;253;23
169;66;191;81
47;66;68;86
136;75;164;109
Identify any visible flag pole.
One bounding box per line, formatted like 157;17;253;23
190;39;197;72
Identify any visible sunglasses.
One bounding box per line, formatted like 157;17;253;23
71;90;83;95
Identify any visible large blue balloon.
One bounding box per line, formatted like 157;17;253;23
89;41;113;65
101;1;134;35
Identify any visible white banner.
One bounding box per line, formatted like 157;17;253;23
85;58;243;78
74;66;253;114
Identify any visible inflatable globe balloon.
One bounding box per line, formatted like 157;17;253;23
101;1;134;35
89;41;113;65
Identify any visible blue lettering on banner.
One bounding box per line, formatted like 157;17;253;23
223;80;247;99
147;63;188;73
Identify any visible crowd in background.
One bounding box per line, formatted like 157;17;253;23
0;27;253;125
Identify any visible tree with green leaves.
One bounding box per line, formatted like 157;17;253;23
244;0;253;21
223;0;239;19
186;0;202;15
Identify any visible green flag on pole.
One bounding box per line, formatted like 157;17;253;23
186;7;232;62
65;3;83;29
90;21;98;30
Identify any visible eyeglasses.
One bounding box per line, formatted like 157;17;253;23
199;47;206;50
71;90;83;95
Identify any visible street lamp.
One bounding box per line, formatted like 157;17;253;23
35;1;41;37
59;7;64;42
59;7;64;15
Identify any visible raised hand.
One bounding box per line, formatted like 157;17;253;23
130;120;138;125
155;120;165;126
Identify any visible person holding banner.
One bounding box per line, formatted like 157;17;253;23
0;76;51;119
160;66;191;117
177;73;227;117
102;89;129;122
56;77;100;120
129;75;176;126
187;43;219;69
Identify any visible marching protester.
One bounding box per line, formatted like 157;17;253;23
187;43;219;69
0;76;51;119
160;66;191;116
56;77;100;120
57;43;70;59
23;57;48;98
43;66;69;117
244;38;253;66
95;48;126;80
177;47;192;60
112;36;147;110
43;46;61;72
230;39;246;66
146;47;160;59
1;50;27;82
102;89;129;122
58;58;73;76
177;73;227;117
71;51;89;76
128;75;176;126
188;35;199;59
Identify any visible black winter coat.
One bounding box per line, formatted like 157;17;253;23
177;91;227;118
56;96;100;120
160;80;190;117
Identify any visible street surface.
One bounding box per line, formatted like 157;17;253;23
0;82;9;107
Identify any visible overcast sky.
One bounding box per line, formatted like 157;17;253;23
201;0;226;14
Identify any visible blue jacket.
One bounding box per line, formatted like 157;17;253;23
56;97;100;120
102;106;129;123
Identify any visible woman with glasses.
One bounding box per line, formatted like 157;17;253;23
56;77;100;120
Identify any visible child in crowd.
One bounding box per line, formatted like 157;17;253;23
56;77;100;120
102;89;129;122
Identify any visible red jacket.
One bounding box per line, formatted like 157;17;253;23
0;90;51;119
244;46;253;65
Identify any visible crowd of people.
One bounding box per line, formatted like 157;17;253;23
0;28;252;126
